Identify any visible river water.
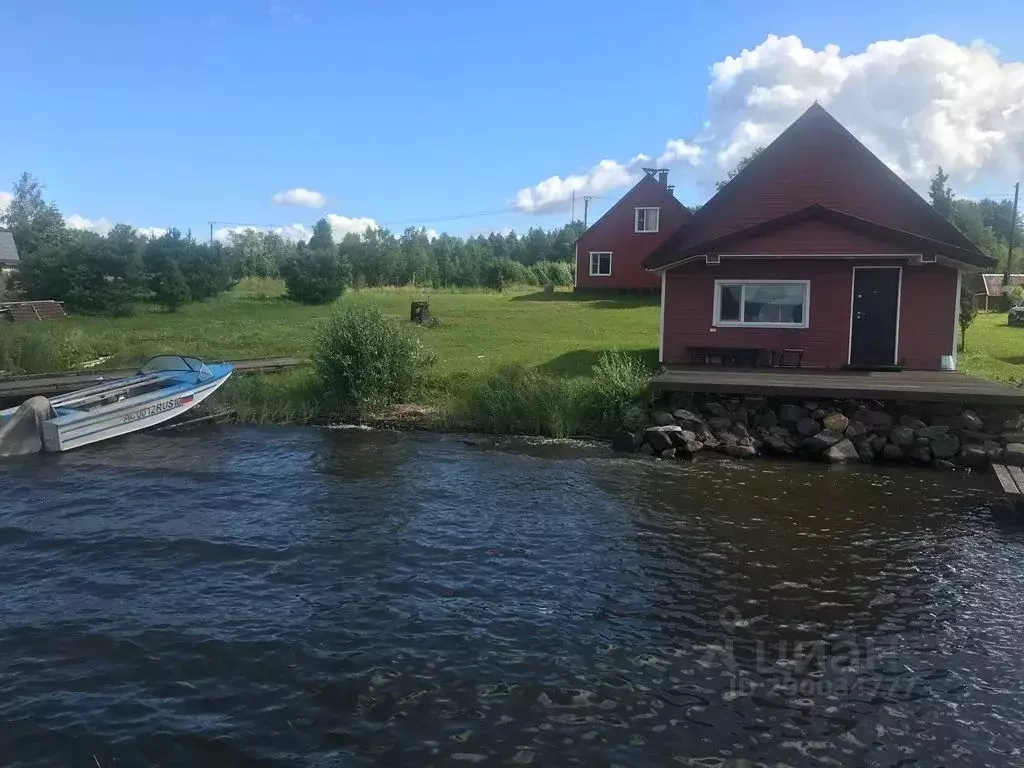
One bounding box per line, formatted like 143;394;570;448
1;426;1023;767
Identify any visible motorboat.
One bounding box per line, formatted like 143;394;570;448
0;355;233;455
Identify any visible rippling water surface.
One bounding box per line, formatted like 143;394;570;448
2;426;1023;766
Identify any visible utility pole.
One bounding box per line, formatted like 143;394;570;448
209;221;215;246
583;196;593;229
1004;181;1020;287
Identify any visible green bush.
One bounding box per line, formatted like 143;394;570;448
281;250;351;304
153;262;191;311
312;303;434;412
589;350;654;433
1007;285;1024;308
531;260;574;286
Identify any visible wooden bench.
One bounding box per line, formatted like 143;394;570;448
688;346;803;368
992;463;1024;496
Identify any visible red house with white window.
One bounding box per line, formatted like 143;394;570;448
574;169;692;293
645;103;994;372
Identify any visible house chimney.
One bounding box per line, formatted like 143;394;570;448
667;185;675;194
657;170;669;187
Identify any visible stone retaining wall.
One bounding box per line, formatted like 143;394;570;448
614;393;1024;470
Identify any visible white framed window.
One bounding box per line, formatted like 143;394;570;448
635;207;660;233
713;280;810;328
589;251;612;277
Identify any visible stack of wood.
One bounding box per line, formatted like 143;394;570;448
0;301;68;323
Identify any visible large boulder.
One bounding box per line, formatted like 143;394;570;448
899;415;927;429
732;422;751;439
611;431;637;452
1004;443;1024;467
796;417;822;436
725;443;757;459
845;421;868;442
960;430;997;444
669;429;698;447
984;440;1004;462
1001;432;1024;445
856;440;875;462
802;430;844;457
855;408;892;431
956;444;987;467
778;404;810;424
677;439;704;458
870;435;889;456
768;425;791;438
908;445;933;465
889;426;915;446
765;435;796;455
754;409;779;429
929;433;960;459
708;416;734;433
916;425;949;440
955;410;985;432
823;413;850;433
673;409;707;431
882;443;905;462
825;438;860;463
644;427;677;453
652;411;676;427
703;402;730;418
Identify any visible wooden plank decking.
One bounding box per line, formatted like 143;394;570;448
650;366;1024;406
0;356;305;401
993;464;1024;495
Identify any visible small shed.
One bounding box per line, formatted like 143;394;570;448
975;273;1024;311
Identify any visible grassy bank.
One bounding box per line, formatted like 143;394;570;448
4;282;1022;436
1;280;659;436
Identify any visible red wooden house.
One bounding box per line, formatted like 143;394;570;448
644;103;995;372
574;169;692;293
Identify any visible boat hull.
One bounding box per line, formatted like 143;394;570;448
45;370;232;452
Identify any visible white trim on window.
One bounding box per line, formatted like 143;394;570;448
846;266;903;366
634;207;660;233
589;251;612;277
712;279;810;329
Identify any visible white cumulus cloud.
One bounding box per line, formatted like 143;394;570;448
272;187;326;208
67;216;168;239
67;215;115;236
513;33;1024;213
325;214;377;239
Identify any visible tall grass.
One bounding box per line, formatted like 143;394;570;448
217;370;322;424
0;324;103;374
454;350;653;438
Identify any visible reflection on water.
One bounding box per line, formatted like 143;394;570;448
1;426;1022;767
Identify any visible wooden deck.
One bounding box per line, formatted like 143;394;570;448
0;356;305;401
650;366;1024;405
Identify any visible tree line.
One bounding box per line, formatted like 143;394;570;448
0;172;582;313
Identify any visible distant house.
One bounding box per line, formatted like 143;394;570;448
974;273;1024;310
644;103;994;372
574;169;692;293
0;231;19;273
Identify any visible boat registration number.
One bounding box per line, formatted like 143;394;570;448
122;396;190;424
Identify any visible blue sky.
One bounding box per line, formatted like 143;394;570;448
3;0;1024;240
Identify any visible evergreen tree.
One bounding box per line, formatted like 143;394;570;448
928;166;954;220
308;218;335;252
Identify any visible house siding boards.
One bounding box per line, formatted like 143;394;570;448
663;260;958;370
716;217;919;256
575;174;691;292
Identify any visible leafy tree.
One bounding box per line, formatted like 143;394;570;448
280;250;351;304
308;217;335;252
154;262;191;311
928;166;954;220
716;147;765;191
1;172;68;255
959;283;978;352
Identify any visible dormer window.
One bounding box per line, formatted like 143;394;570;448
635;207;660;233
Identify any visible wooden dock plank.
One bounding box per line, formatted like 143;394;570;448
1008;466;1024;494
0;357;305;400
992;464;1021;495
650;366;1024;405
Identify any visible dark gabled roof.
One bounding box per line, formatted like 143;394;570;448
0;231;19;264
575;170;691;243
644;103;994;270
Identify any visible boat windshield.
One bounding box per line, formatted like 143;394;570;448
139;356;209;375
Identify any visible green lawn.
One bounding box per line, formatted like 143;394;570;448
49;279;661;379
959;311;1024;386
